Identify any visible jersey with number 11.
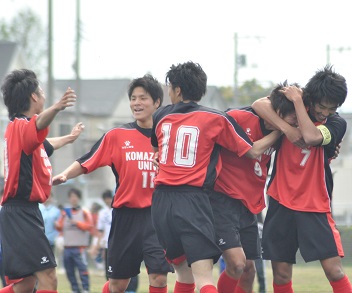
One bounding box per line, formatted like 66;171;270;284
78;122;156;209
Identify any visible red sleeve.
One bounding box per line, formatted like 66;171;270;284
20;115;49;155
76;209;94;232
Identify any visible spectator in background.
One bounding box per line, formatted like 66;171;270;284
39;193;61;251
89;202;103;271
56;188;93;293
91;190;113;279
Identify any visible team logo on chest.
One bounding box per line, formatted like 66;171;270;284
122;140;134;149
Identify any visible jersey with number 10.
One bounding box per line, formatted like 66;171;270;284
78;122;156;209
214;107;275;214
151;102;253;188
267;113;346;213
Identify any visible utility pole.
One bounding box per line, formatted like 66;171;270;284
74;0;81;125
326;44;352;65
233;33;239;106
47;0;54;109
233;33;264;107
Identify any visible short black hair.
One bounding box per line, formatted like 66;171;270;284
304;65;347;107
68;188;82;199
102;189;113;199
269;80;304;117
165;61;207;102
128;74;163;108
1;69;40;119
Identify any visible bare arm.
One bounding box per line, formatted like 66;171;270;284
47;122;85;150
252;97;306;148
281;86;323;146
36;87;77;130
245;130;281;159
52;161;85;185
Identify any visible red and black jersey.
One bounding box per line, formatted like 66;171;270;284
151;102;253;188
214;107;275;214
78;121;156;209
267;113;346;213
2;115;51;204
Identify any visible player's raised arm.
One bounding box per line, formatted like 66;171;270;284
36;87;77;130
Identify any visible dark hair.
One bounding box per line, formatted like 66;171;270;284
68;188;82;199
165;61;207;102
128;74;163;108
269;80;305;117
304;65;347;107
102;189;113;199
1;69;40;119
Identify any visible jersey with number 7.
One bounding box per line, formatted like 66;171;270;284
267;113;346;213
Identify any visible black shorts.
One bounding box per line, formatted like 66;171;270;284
151;185;222;266
107;207;173;279
262;197;344;263
0;200;57;279
210;191;261;260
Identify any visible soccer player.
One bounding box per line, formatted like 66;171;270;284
0;69;77;293
52;74;174;293
252;65;352;293
212;81;300;293
150;61;281;293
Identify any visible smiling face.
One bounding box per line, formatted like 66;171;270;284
310;100;338;122
130;86;160;128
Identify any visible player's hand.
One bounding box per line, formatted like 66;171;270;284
280;86;303;102
152;152;159;171
54;87;77;111
332;142;342;159
70;122;85;141
283;127;307;148
52;174;68;185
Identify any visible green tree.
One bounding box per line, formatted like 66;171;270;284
220;79;274;107
0;7;46;77
237;79;273;106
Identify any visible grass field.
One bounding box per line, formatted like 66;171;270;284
56;263;352;292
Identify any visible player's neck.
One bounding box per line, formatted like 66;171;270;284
137;119;152;129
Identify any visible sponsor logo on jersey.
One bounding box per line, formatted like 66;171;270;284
246;128;251;136
122;141;134;149
41;256;49;264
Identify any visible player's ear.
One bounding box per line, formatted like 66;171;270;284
31;92;39;102
155;98;161;109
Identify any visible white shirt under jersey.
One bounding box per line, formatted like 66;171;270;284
96;206;112;248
